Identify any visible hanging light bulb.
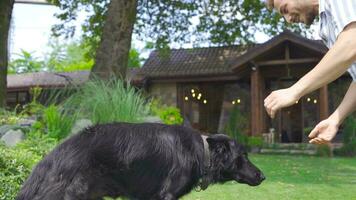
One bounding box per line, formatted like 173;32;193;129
192;93;196;98
203;100;207;104
232;101;236;105
191;89;195;93
184;96;189;101
237;99;241;104
313;99;318;104
307;98;311;102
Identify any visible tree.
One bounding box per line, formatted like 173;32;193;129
90;0;137;79
9;50;44;74
0;0;15;108
49;0;305;79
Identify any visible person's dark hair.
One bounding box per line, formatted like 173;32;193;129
265;0;274;10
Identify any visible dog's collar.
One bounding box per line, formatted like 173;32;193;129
198;135;211;191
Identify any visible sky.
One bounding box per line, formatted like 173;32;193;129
10;3;83;59
10;3;320;61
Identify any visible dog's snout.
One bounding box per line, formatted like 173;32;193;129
255;171;265;181
260;173;266;181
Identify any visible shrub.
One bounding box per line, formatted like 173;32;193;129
334;140;356;157
303;127;313;136
225;106;248;145
63;78;150;124
316;144;332;157
0;108;21;125
334;116;356;156
248;136;263;148
0;144;41;200
42;105;74;140
159;107;183;125
0;131;57;200
18;130;58;157
20;87;45;116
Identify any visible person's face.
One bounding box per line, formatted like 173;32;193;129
273;0;316;25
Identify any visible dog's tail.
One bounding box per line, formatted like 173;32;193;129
15;159;52;200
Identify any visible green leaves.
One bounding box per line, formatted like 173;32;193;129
62;78;150;124
50;0;308;55
8;50;44;74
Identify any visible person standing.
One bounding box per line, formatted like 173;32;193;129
264;0;356;144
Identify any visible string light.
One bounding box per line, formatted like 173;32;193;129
232;101;236;105
184;96;189;101
191;89;195;93
237;99;241;104
307;98;311;102
313;99;318;104
295;100;299;104
197;96;201;100
192;93;196;98
203;100;207;104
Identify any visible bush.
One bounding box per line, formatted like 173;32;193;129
334;116;356;156
0;108;21;125
316;144;332;157
17;131;58;157
20;87;45;117
159;107;183;125
248;136;263;148
63;78;150;124
225;106;248;145
42;105;74;140
334;140;356;157
0;131;57;200
0;145;40;200
303;127;313;136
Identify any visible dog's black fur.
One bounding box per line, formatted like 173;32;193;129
17;123;265;200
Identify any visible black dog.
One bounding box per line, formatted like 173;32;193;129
17;123;265;200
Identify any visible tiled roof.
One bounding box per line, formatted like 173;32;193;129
7;71;89;90
140;30;327;80
139;45;254;78
7;69;142;90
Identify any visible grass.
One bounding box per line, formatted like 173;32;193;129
62;78;150;124
182;154;356;200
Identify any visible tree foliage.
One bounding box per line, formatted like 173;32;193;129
9;50;44;74
48;0;306;59
8;40;142;74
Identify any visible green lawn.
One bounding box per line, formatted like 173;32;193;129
182;154;356;200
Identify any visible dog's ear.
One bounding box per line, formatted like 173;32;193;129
206;134;230;153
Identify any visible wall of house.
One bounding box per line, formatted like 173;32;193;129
147;83;177;107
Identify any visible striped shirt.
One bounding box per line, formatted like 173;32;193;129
319;0;356;81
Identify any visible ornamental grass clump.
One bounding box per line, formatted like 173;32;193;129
63;78;150;124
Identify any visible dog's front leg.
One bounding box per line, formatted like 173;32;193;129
154;193;177;200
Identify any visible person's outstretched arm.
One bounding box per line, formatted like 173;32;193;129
264;22;356;118
308;82;356;144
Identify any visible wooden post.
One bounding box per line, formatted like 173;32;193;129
319;85;329;120
250;64;265;136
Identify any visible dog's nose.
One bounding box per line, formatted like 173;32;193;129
255;171;266;181
260;173;266;181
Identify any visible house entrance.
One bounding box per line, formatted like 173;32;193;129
179;83;224;132
280;102;303;143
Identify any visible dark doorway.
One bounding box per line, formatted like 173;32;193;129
281;102;303;143
179;83;224;132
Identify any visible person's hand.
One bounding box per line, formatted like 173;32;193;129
308;118;340;144
264;87;300;118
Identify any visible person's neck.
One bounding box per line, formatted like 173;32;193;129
311;0;319;15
